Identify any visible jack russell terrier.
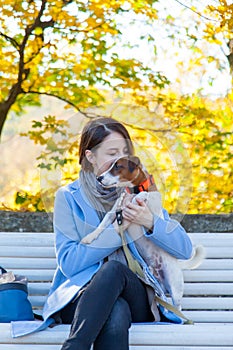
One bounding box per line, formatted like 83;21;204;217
81;155;205;310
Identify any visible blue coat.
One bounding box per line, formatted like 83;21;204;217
12;179;193;337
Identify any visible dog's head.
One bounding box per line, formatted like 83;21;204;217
97;155;141;188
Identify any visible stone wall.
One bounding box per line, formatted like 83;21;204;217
0;211;232;233
0;211;53;233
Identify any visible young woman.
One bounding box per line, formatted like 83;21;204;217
42;117;193;350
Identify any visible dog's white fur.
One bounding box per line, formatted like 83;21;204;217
81;169;205;310
125;191;205;309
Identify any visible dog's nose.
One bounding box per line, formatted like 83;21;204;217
97;175;104;183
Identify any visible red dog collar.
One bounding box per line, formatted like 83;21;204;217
126;174;156;194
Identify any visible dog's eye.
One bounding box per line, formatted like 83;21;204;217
114;163;123;170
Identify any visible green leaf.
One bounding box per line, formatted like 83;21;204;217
32;121;43;128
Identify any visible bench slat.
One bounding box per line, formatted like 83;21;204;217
1;245;232;259
184;283;233;296
1;232;232;245
29;295;233;311
1;232;233;246
181;297;233;310
27;282;233;297
11;269;55;281
0;258;57;269
0;232;54;246
0;246;55;258
0;346;61;350
1;323;233;346
183;270;233;282
6;269;232;283
190;233;233;246
197;259;233;270
1;346;233;350
28;283;51;294
184;311;233;323
204;247;233;258
3;259;233;271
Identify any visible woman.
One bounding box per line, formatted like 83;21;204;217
45;117;193;350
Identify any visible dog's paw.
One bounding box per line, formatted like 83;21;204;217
81;235;93;244
134;191;148;202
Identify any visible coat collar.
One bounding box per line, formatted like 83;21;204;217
68;179;100;225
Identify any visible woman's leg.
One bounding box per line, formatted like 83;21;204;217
61;260;153;350
93;297;131;350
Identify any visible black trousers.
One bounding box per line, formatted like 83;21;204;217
60;260;154;350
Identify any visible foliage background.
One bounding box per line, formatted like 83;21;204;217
0;0;232;214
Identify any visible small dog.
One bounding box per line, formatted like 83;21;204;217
81;156;205;309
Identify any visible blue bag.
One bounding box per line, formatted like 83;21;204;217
0;267;34;323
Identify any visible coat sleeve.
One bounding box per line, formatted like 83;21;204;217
53;187;122;278
144;209;193;260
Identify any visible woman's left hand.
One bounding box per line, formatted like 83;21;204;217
122;197;154;230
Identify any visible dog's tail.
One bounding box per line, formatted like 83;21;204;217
178;245;206;270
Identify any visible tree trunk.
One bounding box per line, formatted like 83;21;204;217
0;104;10;139
0;81;24;140
227;39;233;76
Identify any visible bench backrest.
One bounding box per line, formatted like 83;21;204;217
0;232;233;323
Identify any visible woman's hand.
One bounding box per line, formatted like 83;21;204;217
122;197;154;230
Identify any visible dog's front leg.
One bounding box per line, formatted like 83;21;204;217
81;198;121;244
81;212;114;244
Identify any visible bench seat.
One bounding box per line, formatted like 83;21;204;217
0;232;233;349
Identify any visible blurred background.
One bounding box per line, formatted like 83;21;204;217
0;0;232;214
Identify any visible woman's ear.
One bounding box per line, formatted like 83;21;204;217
85;150;96;165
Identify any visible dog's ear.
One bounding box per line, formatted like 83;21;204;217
128;156;140;173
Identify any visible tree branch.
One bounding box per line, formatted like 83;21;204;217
0;32;20;49
21;90;176;134
22;90;80;110
172;0;219;22
6;1;49;108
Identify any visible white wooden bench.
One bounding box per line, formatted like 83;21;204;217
0;231;233;349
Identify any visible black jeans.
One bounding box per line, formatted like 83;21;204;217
60;260;154;350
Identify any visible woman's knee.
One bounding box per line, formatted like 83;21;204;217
98;260;127;280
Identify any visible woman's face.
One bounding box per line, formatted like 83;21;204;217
85;131;130;175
